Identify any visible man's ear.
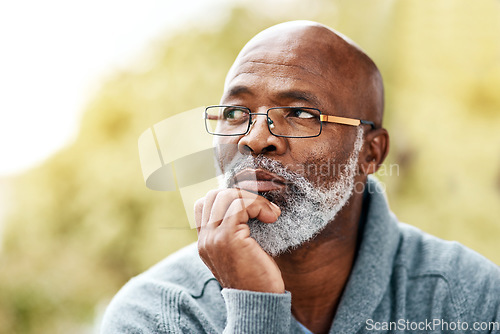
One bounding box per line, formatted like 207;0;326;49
359;128;389;175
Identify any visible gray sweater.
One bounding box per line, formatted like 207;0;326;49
101;178;500;333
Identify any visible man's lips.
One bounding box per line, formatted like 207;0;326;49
231;169;288;192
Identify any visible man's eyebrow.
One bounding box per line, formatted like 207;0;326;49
276;90;321;106
226;85;254;97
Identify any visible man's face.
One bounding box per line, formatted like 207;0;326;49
217;33;360;187
215;29;365;255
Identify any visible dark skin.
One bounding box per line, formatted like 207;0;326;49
195;21;389;334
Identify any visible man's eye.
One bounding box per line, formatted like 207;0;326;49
223;108;246;119
291;109;315;119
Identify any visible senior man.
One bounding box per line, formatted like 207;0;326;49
102;21;500;334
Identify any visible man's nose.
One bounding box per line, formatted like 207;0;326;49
238;113;286;155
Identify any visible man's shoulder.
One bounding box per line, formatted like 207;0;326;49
119;242;215;299
396;222;499;277
395;222;499;311
141;242;212;285
100;243;220;333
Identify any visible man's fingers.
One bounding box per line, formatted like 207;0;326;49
238;194;280;224
195;188;285;293
238;199;280;224
222;199;249;226
197;188;281;233
207;189;243;226
201;189;221;227
268;202;281;220
261;202;281;223
219;195;281;226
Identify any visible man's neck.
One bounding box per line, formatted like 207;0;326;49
274;190;364;334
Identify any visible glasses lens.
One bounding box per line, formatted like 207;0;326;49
268;107;321;137
205;106;250;135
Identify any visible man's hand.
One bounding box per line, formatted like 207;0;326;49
195;188;285;294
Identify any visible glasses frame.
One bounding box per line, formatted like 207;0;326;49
204;105;376;138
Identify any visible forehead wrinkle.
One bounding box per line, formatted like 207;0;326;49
225;85;319;106
245;60;323;78
227;71;314;85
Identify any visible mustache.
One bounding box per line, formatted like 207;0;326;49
223;155;299;185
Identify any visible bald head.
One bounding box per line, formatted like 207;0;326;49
224;21;384;127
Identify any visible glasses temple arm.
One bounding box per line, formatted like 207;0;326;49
320;115;375;129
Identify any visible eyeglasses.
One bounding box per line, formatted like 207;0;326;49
204;105;375;138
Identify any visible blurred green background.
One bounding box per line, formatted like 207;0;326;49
1;0;499;333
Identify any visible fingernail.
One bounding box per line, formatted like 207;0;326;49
270;202;281;214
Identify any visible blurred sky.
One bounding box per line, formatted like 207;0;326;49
0;0;241;177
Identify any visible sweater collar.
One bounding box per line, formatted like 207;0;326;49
330;176;400;334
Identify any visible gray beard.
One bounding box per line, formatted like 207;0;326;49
219;127;364;256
